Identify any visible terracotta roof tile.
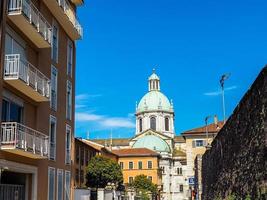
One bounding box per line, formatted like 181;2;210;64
174;136;186;143
91;138;130;146
112;148;160;157
182;121;224;135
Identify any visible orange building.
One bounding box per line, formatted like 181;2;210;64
112;148;162;187
0;0;83;199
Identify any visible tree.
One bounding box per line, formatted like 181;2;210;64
130;175;157;195
86;155;123;189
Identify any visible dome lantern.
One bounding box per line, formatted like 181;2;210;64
149;69;160;91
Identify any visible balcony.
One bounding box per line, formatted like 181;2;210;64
43;0;82;40
70;0;84;6
7;0;52;48
4;54;50;102
0;122;49;159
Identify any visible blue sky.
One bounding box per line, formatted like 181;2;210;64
75;0;267;139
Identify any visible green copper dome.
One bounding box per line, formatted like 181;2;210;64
137;91;173;113
133;135;171;153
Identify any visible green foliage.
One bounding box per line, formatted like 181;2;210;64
130;174;157;194
226;194;237;200
86;155;123;189
245;195;251;200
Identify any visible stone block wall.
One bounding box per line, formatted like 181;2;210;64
202;66;267;200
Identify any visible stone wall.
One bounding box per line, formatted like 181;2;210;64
202;66;267;200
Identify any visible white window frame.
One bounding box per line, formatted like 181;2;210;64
193;139;207;148
147;161;153;169
50;65;58;111
65;171;71;200
67;38;73;77
48;167;56;200
66;80;72;120
65;125;72;165
51;20;59;63
57;169;64;200
49;115;57;161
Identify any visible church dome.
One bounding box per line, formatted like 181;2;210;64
136;70;173;113
137;91;172;113
133;135;171;153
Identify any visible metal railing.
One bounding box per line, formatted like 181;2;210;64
57;0;83;37
4;54;50;99
0;184;25;200
8;0;52;44
0;122;49;157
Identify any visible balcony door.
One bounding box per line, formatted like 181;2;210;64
1;98;23;123
5;32;26;60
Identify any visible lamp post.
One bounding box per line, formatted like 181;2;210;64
205;116;211;148
220;73;230;124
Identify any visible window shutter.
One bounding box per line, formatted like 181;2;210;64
192;140;196;148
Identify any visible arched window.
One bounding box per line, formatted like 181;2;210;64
165;117;170;131
139;118;143;132
150;117;156;130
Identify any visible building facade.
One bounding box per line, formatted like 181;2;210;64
92;70;188;200
112;148;162;186
182;120;224;199
74;138;118;188
0;0;83;199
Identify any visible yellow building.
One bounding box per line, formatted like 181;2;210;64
182;119;224;199
112;148;162;187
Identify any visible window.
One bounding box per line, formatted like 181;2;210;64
148;161;153;169
85;150;89;166
52;21;58;62
1;98;23;123
161;167;165;174
80;170;84;184
48;167;55;200
67;39;73;76
150;117;156;130
66;80;72;120
177;168;183;175
51;66;58;110
193;140;206;148
120;162;124;170
5;31;26;60
129;177;134;184
179;185;184;192
65;125;71;165
138;161;143;169
148;176;152;182
57;169;63;200
80;147;84;166
65;171;71;200
49;116;57;160
165;117;170;131
75;145;80;164
129;162;134;170
75;169;79;185
139;118;143;132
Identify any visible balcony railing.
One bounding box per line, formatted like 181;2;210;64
0;122;49;158
4;54;50;101
7;0;52;47
57;0;83;37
